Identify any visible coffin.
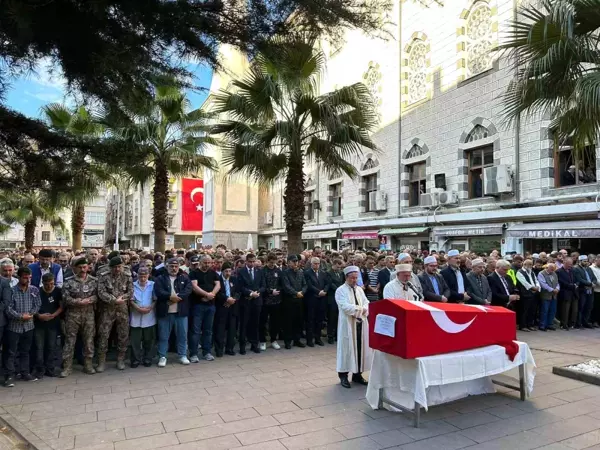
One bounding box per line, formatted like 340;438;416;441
369;300;516;359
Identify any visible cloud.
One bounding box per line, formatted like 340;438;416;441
32;58;67;91
24;90;61;102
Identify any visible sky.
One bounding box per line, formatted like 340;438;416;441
4;59;213;118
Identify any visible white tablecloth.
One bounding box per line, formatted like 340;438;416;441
366;341;536;411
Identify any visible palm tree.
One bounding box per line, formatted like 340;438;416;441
209;34;379;253
0;190;65;251
99;80;216;252
501;0;600;161
42;104;112;250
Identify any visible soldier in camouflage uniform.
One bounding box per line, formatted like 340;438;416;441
96;257;133;371
61;258;97;377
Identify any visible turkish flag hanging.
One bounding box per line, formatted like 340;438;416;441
181;178;204;231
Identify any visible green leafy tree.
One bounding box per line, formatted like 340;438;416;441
100;81;216;252
209;34;378;253
502;0;600;168
0;191;65;251
42;104;113;250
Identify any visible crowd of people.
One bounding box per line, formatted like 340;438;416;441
0;244;598;388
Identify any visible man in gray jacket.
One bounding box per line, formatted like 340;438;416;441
466;258;492;305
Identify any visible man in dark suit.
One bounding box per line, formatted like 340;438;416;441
236;253;265;353
557;257;578;330
0;277;9;356
326;258;345;344
466;258;492;305
440;250;472;303
304;257;329;347
488;259;519;308
419;256;450;302
214;262;239;356
573;255;596;328
377;256;395;299
281;255;307;349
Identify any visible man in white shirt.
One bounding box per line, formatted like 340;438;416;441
589;255;600;327
516;259;540;331
383;264;422;301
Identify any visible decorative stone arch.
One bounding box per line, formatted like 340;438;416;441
456;117;501;199
456;0;499;82
402;32;432;108
358;153;381;214
359;153;380;175
400;138;431;207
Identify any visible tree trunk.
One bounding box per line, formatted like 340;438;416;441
24;219;36;251
284;154;305;255
71;202;85;250
153;162;169;253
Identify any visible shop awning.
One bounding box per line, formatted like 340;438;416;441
302;230;338;240
379;227;429;236
342;230;379;240
432;224;504;237
506;220;600;238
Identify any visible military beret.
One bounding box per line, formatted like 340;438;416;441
72;257;88;266
109;256;123;267
107;251;120;260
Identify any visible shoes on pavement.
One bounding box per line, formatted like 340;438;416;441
143;361;152;367
158;357;167;367
179;356;190;365
130;362;139;368
315;339;324;346
271;341;281;350
352;375;368;386
239;349;247;355
306;342;315;348
4;378;14;387
259;343;267;351
44;369;56;377
340;377;351;389
225;350;235;356
547;326;556;331
21;373;37;382
293;341;306;348
189;355;200;363
204;353;215;361
251;346;261;354
528;327;537;331
328;337;335;345
285;342;292;350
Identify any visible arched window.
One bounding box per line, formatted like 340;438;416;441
465;1;494;77
408;40;429;104
363;62;383;113
362;158;377;171
465;124;490;143
406;144;426;159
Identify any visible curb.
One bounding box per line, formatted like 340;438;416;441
552;365;600;386
0;413;51;450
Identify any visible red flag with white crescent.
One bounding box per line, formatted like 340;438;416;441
181;178;204;231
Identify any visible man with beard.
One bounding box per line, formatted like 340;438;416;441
441;249;472;303
419;256;450;302
573;255;596;328
259;253;282;351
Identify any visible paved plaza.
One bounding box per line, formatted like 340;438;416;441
2;331;600;450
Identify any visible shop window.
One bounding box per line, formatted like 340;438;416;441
468;145;494;198
330;183;342;217
364;173;378;212
85;211;105;225
555;139;597;187
408;162;427;206
305;190;314;221
41;231;51;241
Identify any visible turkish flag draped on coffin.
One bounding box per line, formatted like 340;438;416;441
181;178;204;231
369;300;516;359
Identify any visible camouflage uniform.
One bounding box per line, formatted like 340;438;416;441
96;269;133;370
62;274;97;375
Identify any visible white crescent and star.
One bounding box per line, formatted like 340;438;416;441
190;187;204;203
408;301;486;334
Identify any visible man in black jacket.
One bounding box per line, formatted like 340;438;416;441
214;262;239;356
573;255;596;328
236;253;265;354
557;258;578;330
304;257;329;347
376;256;395;300
281;255;307;349
440;250;472;303
154;258;193;367
419;256;450;302
326;258;345;344
488;259;519;308
259;253;283;351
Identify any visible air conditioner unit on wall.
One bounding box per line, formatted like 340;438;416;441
438;190;459;206
372;191;388;211
264;211;273;225
484;165;513;196
420;193;434;207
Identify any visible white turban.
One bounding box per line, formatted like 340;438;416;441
423;256;437;265
447;249;460;257
395;264;412;272
579;255;588;261
397;253;410;262
343;265;360;276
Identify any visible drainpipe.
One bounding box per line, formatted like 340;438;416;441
513;0;521;203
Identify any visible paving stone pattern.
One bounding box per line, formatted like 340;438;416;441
2;330;600;450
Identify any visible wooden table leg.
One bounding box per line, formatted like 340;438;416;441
519;363;526;401
414;403;421;428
